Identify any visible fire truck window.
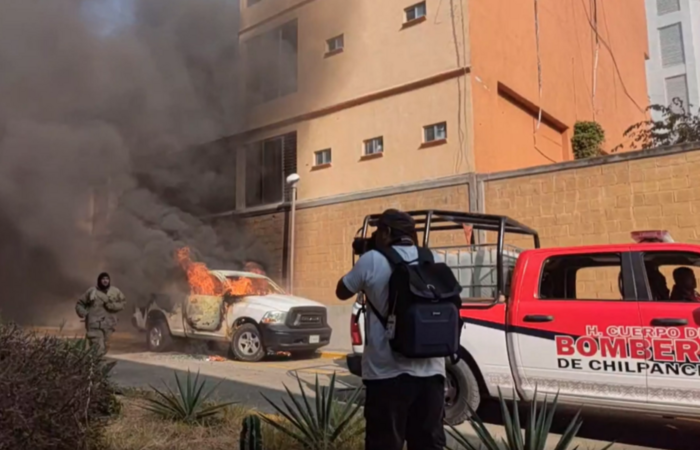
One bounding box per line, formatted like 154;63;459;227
539;253;623;300
643;252;700;302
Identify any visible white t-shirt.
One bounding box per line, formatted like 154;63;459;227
342;246;446;381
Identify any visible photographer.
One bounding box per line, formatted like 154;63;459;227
335;209;446;450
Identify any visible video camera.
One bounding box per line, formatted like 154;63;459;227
352;229;378;256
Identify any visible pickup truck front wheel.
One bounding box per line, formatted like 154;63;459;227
444;359;480;426
231;324;265;362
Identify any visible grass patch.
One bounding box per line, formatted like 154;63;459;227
104;394;365;450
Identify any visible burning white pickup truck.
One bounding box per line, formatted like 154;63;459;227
132;250;332;361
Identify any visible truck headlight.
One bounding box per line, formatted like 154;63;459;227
261;311;287;324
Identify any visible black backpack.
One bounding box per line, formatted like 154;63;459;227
367;246;463;359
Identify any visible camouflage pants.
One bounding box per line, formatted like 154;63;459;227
86;328;114;355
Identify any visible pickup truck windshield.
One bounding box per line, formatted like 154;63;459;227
224;276;285;296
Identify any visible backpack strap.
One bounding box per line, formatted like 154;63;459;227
375;246;405;267
367;245;431;329
361;247;404;330
417;246;434;264
364;295;389;328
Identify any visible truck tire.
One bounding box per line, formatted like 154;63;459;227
146;319;173;352
444;359;481;426
231;324;265;362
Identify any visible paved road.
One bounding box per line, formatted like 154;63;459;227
105;337;700;450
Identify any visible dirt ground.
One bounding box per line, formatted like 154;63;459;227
102;333;700;450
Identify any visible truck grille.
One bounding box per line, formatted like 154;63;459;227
286;307;327;328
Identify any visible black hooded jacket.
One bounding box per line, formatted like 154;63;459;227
76;273;126;329
97;272;111;292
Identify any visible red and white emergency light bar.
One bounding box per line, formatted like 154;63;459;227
631;230;675;243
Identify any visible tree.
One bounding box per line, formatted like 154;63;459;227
620;98;700;150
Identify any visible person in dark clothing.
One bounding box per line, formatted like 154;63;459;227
336;209;446;450
76;272;126;354
670;267;700;302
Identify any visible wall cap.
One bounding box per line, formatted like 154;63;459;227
477;142;700;182
205;173;473;219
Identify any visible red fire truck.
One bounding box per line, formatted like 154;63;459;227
346;210;700;425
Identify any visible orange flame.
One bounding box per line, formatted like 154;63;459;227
176;248;268;296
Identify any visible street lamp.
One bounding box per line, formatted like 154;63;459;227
286;173;300;294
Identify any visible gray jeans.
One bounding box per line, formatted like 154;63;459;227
86;328;114;355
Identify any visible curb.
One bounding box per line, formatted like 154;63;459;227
32;326;350;358
319;350;348;359
28;327;138;340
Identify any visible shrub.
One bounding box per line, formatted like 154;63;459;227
259;372;364;450
571;121;606;159
141;369;236;423
0;323;119;450
619;99;700;150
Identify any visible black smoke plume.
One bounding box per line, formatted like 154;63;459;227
0;0;268;325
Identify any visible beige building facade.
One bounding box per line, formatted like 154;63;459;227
212;0;648;348
233;0;648;211
235;0;473;208
215;0;652;349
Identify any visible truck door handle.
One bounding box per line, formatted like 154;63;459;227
523;315;554;323
651;318;687;327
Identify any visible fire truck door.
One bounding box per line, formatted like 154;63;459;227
633;250;700;408
511;250;647;403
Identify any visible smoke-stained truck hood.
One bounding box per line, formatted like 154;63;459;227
241;293;324;311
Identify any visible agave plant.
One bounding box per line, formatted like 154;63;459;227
259;372;364;450
447;387;614;450
140;369;236;422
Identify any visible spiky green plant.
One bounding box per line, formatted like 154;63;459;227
447;387;614;450
140;370;236;423
240;414;263;450
259;372;364;450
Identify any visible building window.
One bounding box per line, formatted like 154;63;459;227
326;35;344;53
659;23;685;68
424;122;447;142
405;2;426;22
665;74;690;112
243;132;297;208
364;137;384;155
314;149;332;166
245;138;283;208
657;0;680;15
246;19;298;104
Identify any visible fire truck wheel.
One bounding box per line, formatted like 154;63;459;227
444;359;480;426
231;324;266;362
146;319;173;352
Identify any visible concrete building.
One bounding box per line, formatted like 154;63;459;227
223;0;649;347
645;0;700;114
